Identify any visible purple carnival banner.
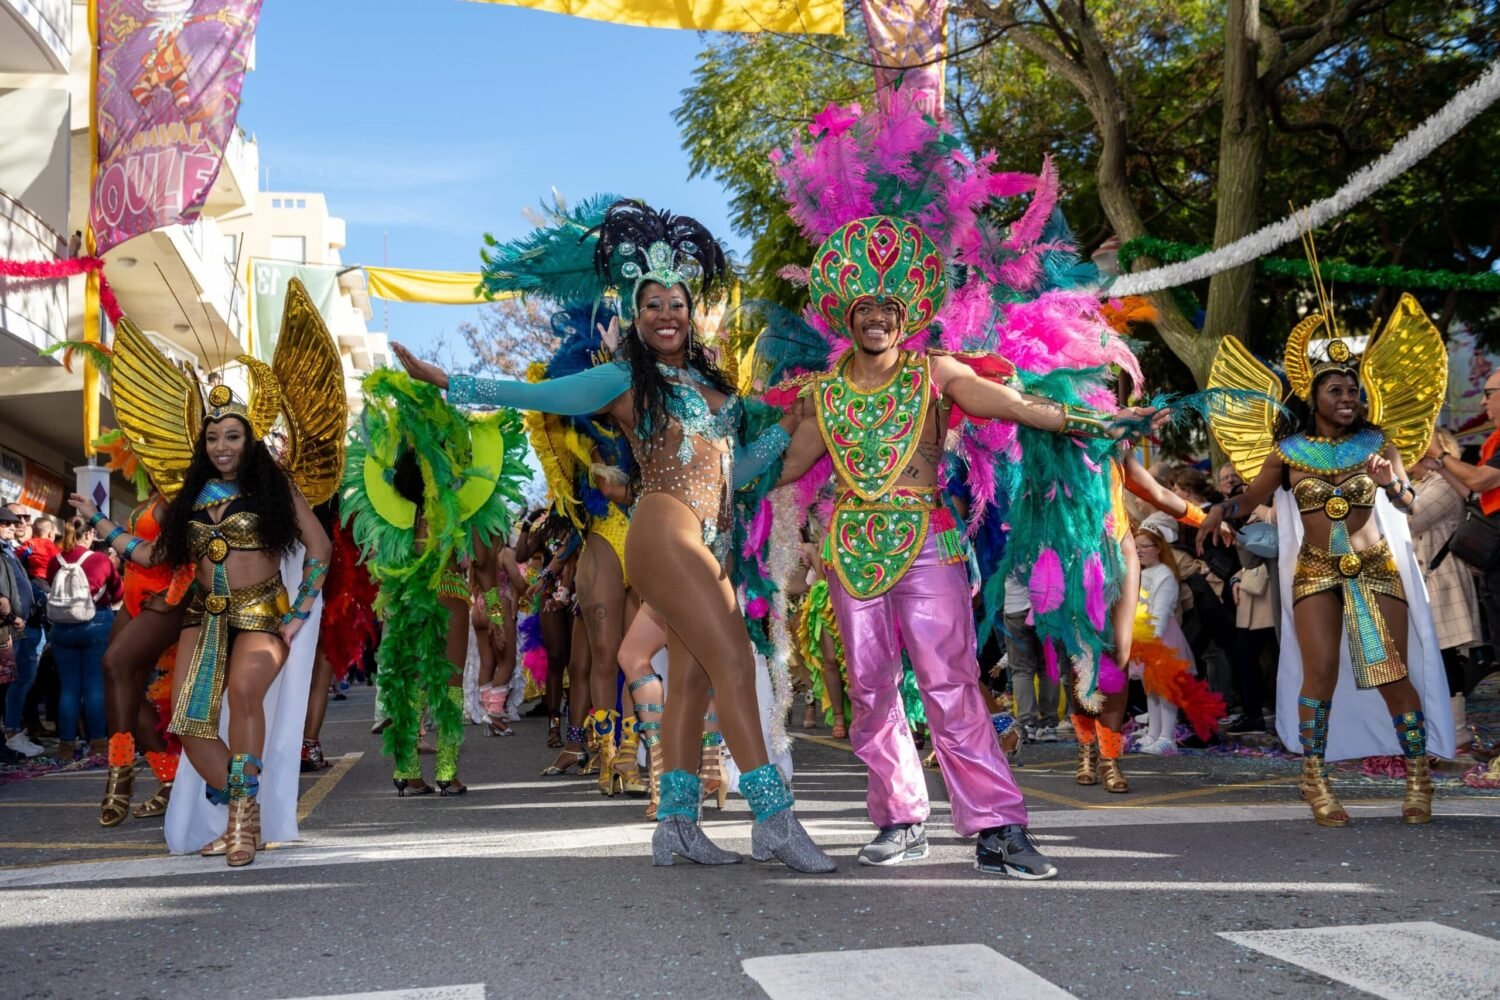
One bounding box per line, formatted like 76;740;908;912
90;0;262;254
862;0;947;114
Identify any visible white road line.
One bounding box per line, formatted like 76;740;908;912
274;986;486;1000
1219;921;1500;1000
768;879;1385;893
743;944;1074;999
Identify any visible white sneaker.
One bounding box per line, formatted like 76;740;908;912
5;732;44;758
1133;712;1150;725
1138;738;1175;756
1055;719;1074;738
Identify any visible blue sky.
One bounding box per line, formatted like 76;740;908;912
238;0;738;362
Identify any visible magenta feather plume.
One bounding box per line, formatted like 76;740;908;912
744;497;773;558
1098;653;1127;695
1043;639;1060;684
870;99;935;183
1084;553;1107;632
1004;156;1059;252
1028;548;1066;614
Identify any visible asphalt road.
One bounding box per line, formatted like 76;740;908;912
2;686;1497;1000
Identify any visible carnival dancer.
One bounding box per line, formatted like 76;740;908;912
1199;267;1454;826
394;198;835;873
74;280;346;865
343;369;529;799
773;216;1163;878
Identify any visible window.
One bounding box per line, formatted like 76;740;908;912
271;198;283;209
269;235;306;264
295;198;307;209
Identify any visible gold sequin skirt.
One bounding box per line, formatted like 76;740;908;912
171;575;289;739
1293;537;1408;688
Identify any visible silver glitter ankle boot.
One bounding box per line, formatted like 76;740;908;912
750;809;837;873
651;814;743;866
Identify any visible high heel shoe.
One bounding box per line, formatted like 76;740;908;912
582;725;603;777
546;716;562;748
1075;741;1099;786
831;716;848;740
1401;755;1433;825
1099;758;1129;793
1299;755;1350;828
437;778;467;796
593;710;620;796
644;738;665;821
99;765;135;828
225;796;262;868
540;749;587;776
394;777;435;796
698;739;728;811
132;780;174;819
615;719;647;798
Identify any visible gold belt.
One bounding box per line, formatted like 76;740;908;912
437;569;470;604
170;574;289;739
1293;537;1407;688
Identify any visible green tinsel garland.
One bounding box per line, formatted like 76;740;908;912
342;369;530;766
1117;237;1500;293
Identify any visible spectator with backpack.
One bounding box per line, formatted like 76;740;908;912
46;516;121;757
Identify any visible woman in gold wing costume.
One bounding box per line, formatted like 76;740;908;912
1199;286;1454;828
72;280;345;866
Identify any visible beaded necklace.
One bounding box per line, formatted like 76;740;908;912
193;478;243;511
1276;427;1386;475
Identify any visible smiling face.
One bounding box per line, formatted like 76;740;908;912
849;297;904;357
202;417;249;479
634;281;692;361
1312;371;1360;434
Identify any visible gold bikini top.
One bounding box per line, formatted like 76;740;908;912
1292;473;1378;521
187;510;270;563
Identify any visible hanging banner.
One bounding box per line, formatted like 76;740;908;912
0;449;67;514
90;0;262;254
250;260;339;362
863;0;947;114
465;0;842;34
364;266;491;305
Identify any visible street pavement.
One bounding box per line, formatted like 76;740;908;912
2;686;1498;1000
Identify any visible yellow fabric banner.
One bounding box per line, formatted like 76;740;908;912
464;0;843;34
364;266;510;305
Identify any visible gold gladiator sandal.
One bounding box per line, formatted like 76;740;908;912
99;766;135;828
1097;726;1128;793
100;734;137;827
614;717;647;798
628;673;667;820
1299;756;1350;828
1395;710;1433;825
592;709;621;796
1071;714;1099;785
1297;696;1348;827
225;796;263;867
133;750;178;819
542;726;588;776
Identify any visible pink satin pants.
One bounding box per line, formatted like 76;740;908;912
829;536;1028;836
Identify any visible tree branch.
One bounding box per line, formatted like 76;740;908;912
1263;0;1397;85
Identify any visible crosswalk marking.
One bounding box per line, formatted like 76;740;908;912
274;985;486;1000
1219;921;1500;1000
743;944;1074;999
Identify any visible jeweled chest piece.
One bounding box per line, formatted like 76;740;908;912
1324;494;1350;520
207;537;230;563
1338;552;1363;578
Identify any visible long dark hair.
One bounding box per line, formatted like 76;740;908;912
1273;368;1377;442
157;415;300;566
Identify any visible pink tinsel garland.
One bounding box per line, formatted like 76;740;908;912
0;256;123;324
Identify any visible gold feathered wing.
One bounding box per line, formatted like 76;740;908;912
272;278;347;504
1205;335;1282;482
109;316;203;500
1361;292;1447;468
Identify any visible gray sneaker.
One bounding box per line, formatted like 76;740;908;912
857;823;929;866
1036;726;1058;743
975;824;1058;880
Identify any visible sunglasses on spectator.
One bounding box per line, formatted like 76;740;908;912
1486;388;1500;398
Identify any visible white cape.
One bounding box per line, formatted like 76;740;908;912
164;549;322;854
1273;489;1454;761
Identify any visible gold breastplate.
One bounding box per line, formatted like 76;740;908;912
1292;474;1378;521
187;510;269;562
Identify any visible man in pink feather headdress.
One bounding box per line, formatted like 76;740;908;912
772;215;1149;879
